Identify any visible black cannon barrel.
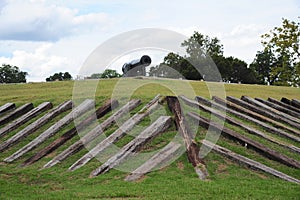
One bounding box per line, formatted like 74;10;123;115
122;55;151;74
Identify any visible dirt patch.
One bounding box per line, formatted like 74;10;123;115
216;164;228;174
255;172;268;179
177;162;184;171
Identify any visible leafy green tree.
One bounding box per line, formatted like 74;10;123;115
151;31;257;83
89;73;102;79
100;69;121;79
46;72;72;82
250;49;276;85
0;64;28;83
181;31;224;57
259;18;300;86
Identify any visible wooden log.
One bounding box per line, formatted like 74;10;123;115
65;95;161;171
125;142;182;181
0;103;16;116
227;96;300;131
3;99;95;163
166;96;208;180
188;112;300;169
89;116;172;176
0;102;53;138
43;99;141;169
211;96;300;142
255;98;300;119
281;97;292;105
222;96;300;137
291;99;300;109
0;103;33;126
268;97;300;113
21;99;118;167
241;96;300;127
187;96;300;152
201;140;300;184
0;101;72;152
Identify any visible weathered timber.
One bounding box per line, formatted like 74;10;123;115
89;116;172;176
65;95;161;171
4;99;95;163
167;96;208;180
188;112;300;169
202;140;300;184
211;96;300;143
21;99;118;167
0;103;16;116
227;96;300;131
0;103;33;126
255;98;300;119
125;142;182;181
241;96;300;127
43;99;141;169
0;101;72;152
222;96;300;136
0;102;53;137
281;97;292;105
187;96;300;152
291;99;300;109
268;97;300;113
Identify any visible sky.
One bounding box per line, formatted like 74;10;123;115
0;0;299;82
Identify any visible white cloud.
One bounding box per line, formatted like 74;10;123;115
0;43;75;82
0;0;113;41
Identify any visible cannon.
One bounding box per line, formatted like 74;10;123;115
122;55;151;77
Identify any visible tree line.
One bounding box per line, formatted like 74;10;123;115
150;18;300;86
0;18;299;86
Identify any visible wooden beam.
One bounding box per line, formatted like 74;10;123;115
188;112;300;169
227;96;300;131
166;96;208;180
202;140;300;185
43;99;141;169
268;97;300;113
65;95;161;171
291;99;300;109
0;102;53;137
0;103;16;116
281;97;292;105
255;98;300;119
4;99;95;163
188;96;300;153
0;103;33;126
211;96;300;142
89;116;172;176
125;142;182;181
21;99;118;167
0;100;72;152
241;96;300;128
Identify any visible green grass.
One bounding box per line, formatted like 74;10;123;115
0;78;300;199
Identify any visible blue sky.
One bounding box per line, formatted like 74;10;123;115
0;0;299;81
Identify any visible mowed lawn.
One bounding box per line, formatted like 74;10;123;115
0;78;299;199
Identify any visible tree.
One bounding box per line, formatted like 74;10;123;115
150;31;257;84
0;64;28;83
100;69;121;78
181;31;224;58
87;69;121;79
250;49;277;85
259;18;300;86
46;72;72;82
89;73;102;79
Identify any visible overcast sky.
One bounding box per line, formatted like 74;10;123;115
0;0;299;82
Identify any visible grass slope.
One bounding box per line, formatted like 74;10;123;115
0;78;299;199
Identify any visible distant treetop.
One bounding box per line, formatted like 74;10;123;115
46;72;72;82
0;64;28;84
